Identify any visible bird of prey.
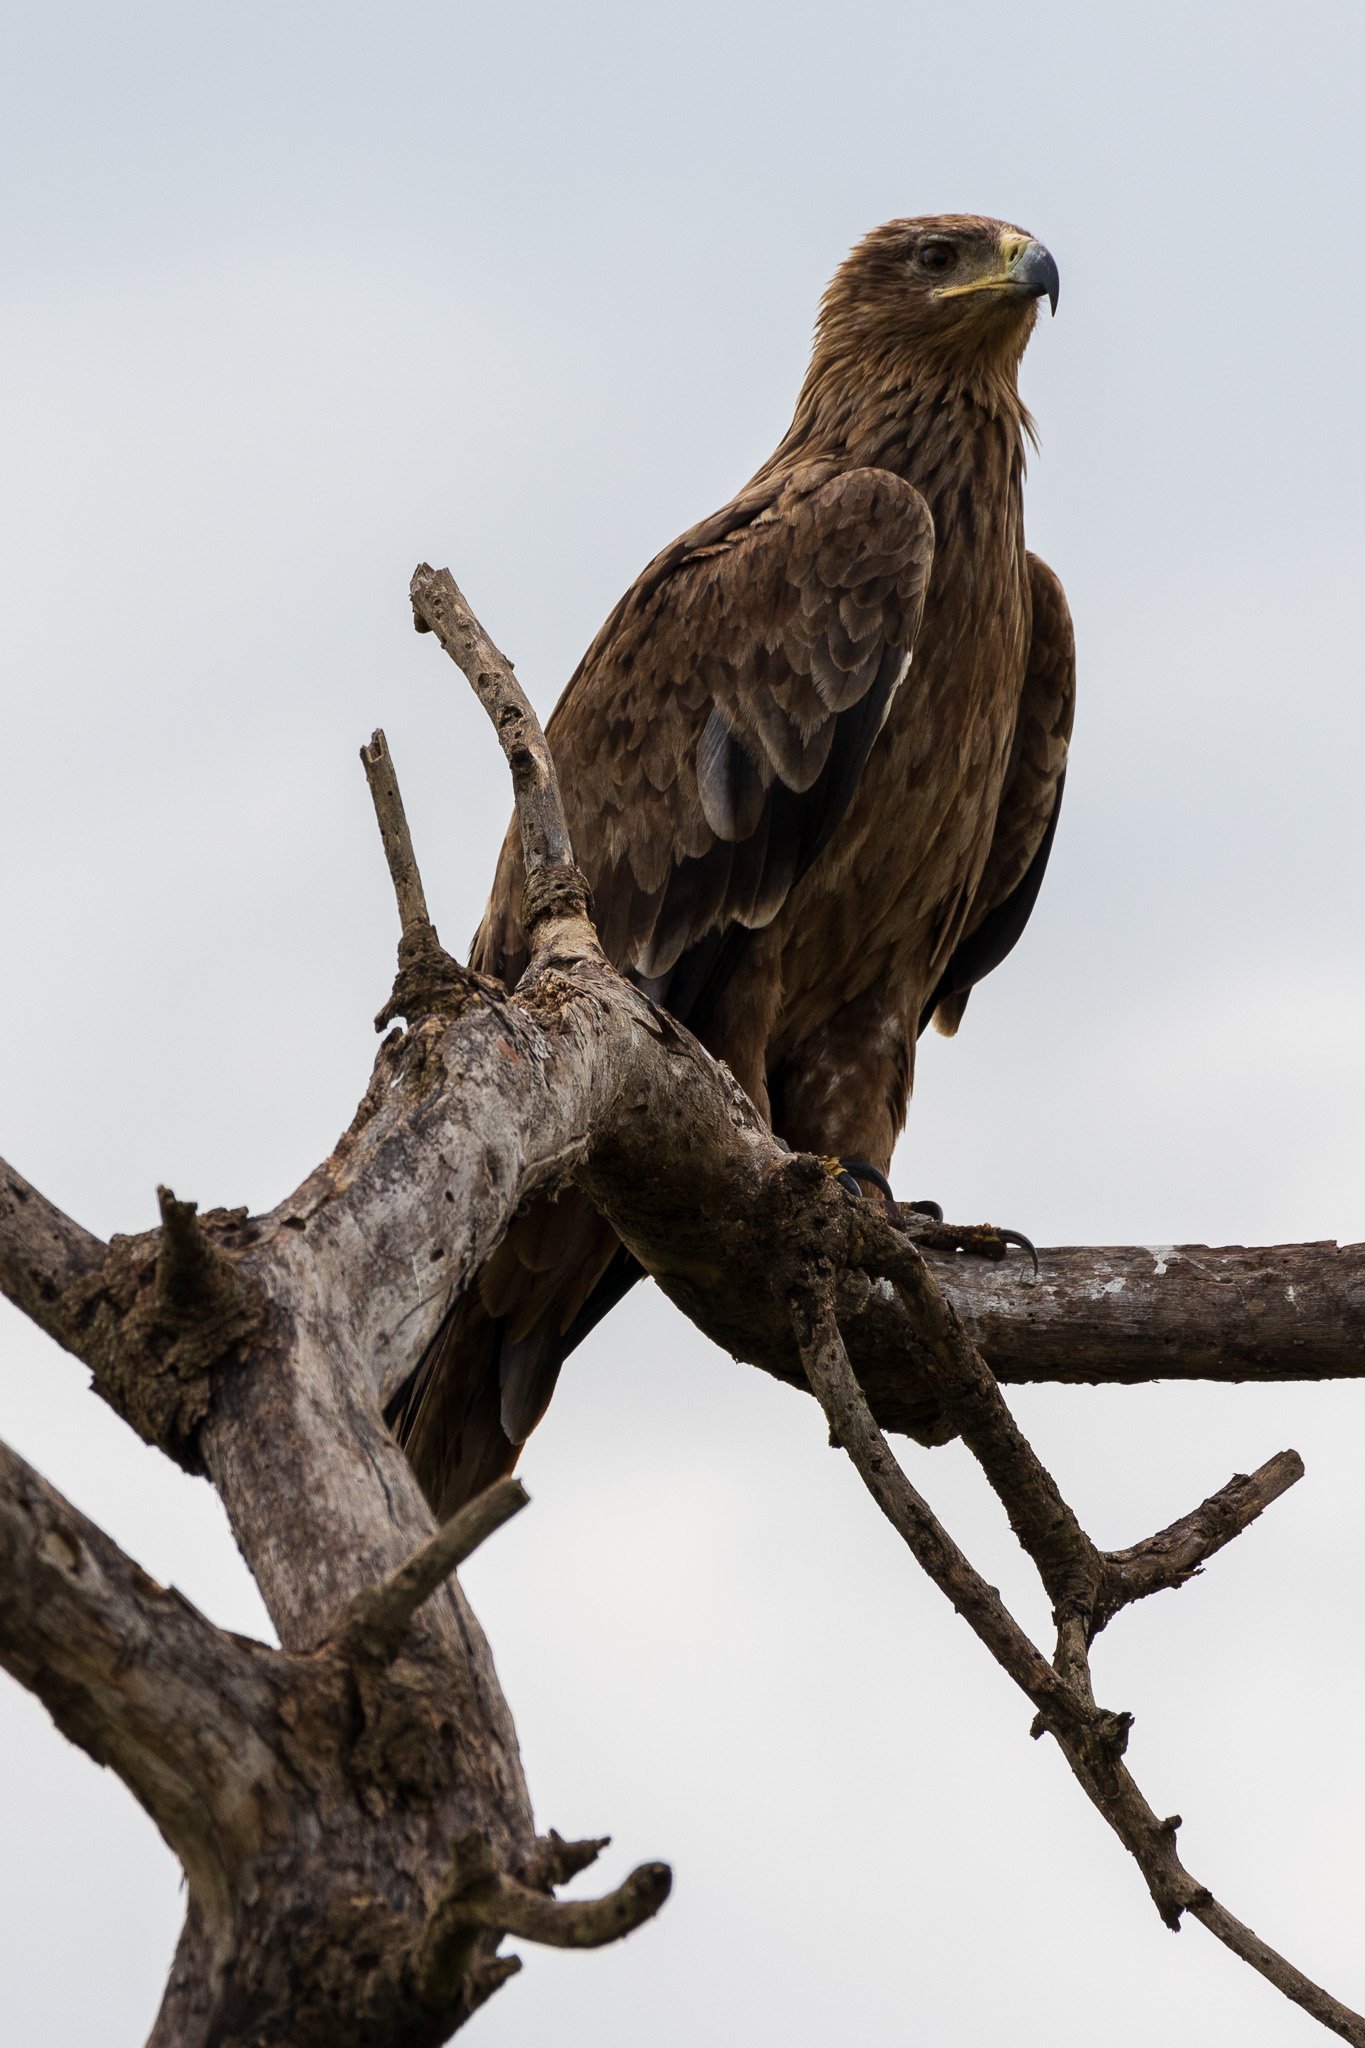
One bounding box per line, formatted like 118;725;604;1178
394;215;1075;1515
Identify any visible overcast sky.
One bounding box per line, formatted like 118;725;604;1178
3;3;1365;2043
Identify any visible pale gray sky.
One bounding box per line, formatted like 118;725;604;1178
2;3;1364;2043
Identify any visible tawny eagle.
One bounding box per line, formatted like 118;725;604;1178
394;215;1075;1514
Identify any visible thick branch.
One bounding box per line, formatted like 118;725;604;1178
0;1434;281;1900
942;1237;1365;1388
0;1157;105;1347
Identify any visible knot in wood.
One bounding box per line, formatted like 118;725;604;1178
64;1198;265;1471
375;926;479;1031
521;863;593;932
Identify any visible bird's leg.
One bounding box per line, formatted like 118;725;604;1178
781;1012;1038;1270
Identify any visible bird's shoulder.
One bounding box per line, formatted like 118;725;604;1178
550;459;934;754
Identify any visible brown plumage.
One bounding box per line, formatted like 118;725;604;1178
392;215;1076;1514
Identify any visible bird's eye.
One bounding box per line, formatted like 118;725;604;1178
917;241;957;273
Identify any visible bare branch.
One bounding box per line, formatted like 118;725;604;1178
361;726;433;936
414;1828;670;2004
860;1230;1102;1616
358;726;476;1030
472;1862;673;1949
409;562;574;878
940;1236;1365;1390
1097;1450;1305;1628
0;1433;281;1893
3;546;1360;2043
337;1478;530;1666
1190;1900;1365;2048
0;1157;105;1347
790;1280;1075;1724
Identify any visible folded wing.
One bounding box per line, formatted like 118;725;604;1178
477;460;936;1034
921;551;1075;1037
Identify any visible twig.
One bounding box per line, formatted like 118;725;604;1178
1096;1449;1305;1629
790;1280;1078;1728
792;1277;1365;2042
1191;1899;1365;2046
336;1477;530;1665
860;1226;1305;1642
534;1830;612;1886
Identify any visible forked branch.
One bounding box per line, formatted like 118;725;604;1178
792;1274;1364;2045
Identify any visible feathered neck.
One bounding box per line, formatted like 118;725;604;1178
757;324;1034;520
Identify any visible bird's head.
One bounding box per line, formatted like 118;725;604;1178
813;215;1059;387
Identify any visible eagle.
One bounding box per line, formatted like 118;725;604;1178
393;215;1075;1516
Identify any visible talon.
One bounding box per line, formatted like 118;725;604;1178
998;1226;1040;1279
836;1157;896;1201
902;1198;944;1223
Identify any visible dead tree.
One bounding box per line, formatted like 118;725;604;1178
2;561;1364;2046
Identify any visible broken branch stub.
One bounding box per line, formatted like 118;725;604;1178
361;725;478;1029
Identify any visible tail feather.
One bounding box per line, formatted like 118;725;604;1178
387;1193;642;1516
388;1295;522;1519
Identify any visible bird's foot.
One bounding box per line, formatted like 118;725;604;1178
825;1162;1038;1276
900;1210;1039;1278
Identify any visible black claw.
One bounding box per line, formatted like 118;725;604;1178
903;1198;944;1224
838;1158;896;1201
999;1227;1040;1279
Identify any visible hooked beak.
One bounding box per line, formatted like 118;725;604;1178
1009;240;1060;316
